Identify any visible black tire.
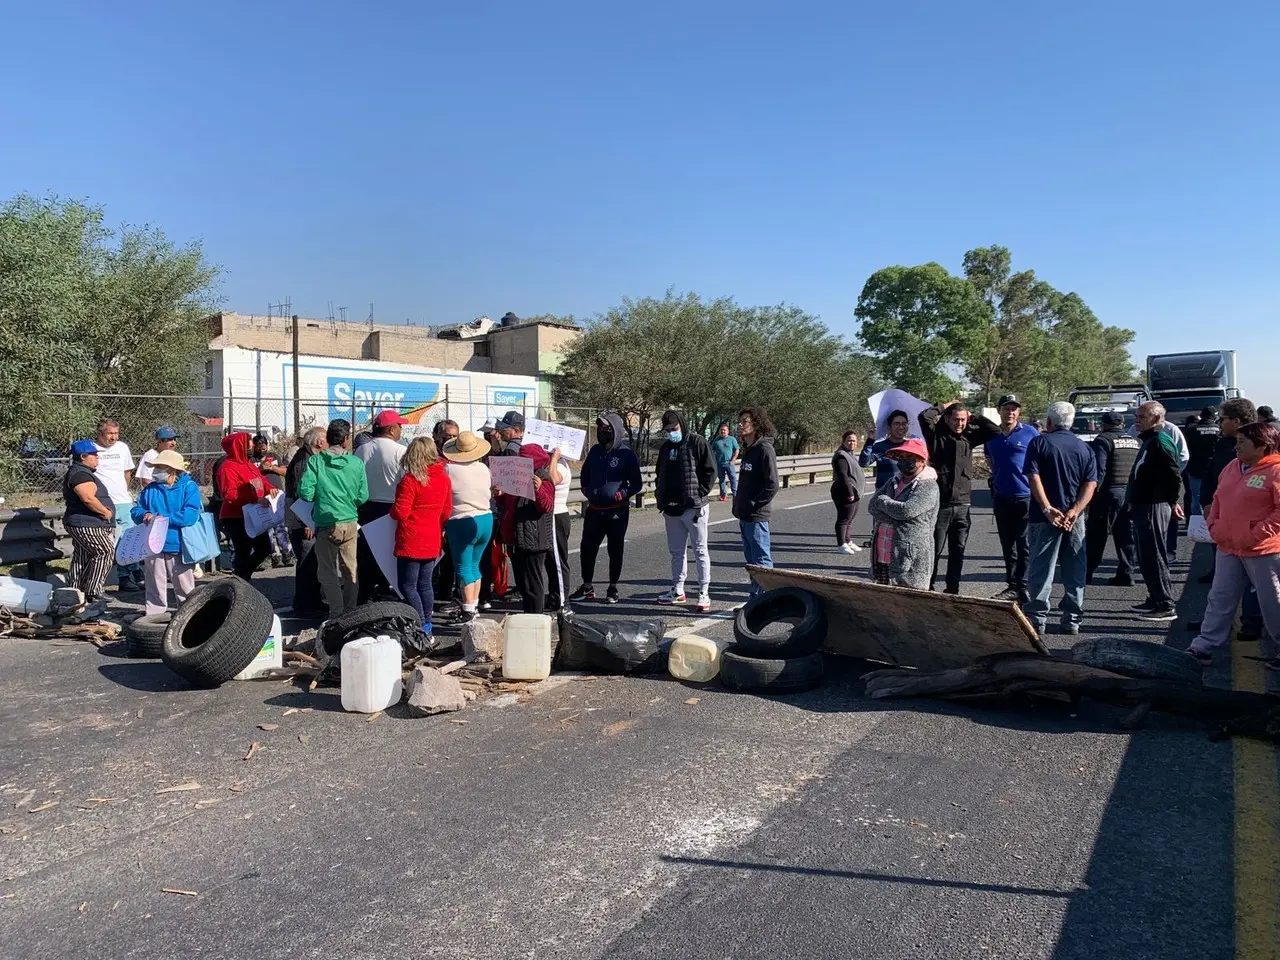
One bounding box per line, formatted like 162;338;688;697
160;578;275;688
719;648;824;694
1071;638;1203;684
124;613;171;659
732;588;827;658
319;600;422;657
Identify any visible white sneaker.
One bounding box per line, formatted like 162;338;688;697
695;593;711;613
839;542;857;555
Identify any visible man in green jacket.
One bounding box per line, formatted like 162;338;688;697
297;419;369;616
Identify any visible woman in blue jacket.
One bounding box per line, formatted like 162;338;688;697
131;450;204;616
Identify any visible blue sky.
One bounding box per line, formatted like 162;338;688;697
3;1;1277;402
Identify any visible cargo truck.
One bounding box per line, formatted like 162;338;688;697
1145;350;1239;421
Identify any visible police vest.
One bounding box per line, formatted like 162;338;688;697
1095;432;1140;488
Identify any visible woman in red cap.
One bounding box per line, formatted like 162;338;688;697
867;437;940;590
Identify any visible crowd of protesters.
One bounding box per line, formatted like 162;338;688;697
62;392;1280;664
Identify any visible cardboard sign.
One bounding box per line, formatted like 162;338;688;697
490;456;535;499
524;418;586;460
289;499;314;530
116;517;169;566
867;389;932;440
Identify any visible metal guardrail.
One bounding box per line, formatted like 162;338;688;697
0;454;841;577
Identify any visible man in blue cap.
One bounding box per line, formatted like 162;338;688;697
136;427;178;484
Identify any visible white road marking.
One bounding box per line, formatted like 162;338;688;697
664;611;737;638
783;500;830;510
708;518;737;526
568;538;629;556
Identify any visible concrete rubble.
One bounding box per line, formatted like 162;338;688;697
405;665;467;716
462;618;504;662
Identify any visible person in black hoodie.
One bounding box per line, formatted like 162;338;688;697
732;407;780;598
918;401;1000;593
654;410;717;611
831;430;863;553
571;413;643;604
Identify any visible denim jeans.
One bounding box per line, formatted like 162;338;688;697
397;555;438;628
1188;476;1203;517
739;520;773;597
717;462;738;497
1022;520;1087;632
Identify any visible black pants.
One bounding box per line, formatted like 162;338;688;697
513;548;549;613
991;495;1030;596
287;527;326;615
1167;471;1188;555
931;504;971;592
224;517;272;581
1085;487;1137;581
356;501;393;604
833;497;859;547
1132;502;1174;606
435;535;456;604
545;513;571;608
580;505;630;587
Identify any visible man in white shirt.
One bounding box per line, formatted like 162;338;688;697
354;409;408;601
94;418;144;592
135;426;178;483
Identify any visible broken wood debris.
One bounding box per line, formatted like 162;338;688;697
160;888;198;897
155;782;201;795
243;742;261;761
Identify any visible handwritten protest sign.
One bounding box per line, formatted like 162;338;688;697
524;418;586;460
490;456;535;499
116;517;169;566
867;389;932;440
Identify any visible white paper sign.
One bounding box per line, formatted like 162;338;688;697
116;517;169;566
867;389;933;440
360;513;401;597
524;418;586;460
243;492;286;539
289;499;315;530
490;456;535;499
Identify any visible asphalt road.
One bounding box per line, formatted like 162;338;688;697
1;480;1276;960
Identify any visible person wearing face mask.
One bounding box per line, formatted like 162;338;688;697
571;413;642;604
867;438;940;590
130;450;204;616
654;411;717;611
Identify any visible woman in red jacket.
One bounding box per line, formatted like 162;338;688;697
216;432;272;580
1189;421;1280;662
391;437;453;632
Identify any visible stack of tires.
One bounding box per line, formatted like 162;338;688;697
721;588;826;695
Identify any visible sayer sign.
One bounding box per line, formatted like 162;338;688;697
328;376;441;423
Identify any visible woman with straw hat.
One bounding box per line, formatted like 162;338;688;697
441;431;493;624
131;449;204;615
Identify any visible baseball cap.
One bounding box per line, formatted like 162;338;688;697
70;439;97;457
997;394;1021;409
373;410;409;428
1200;406;1219;419
886;437;929;461
661;411;681;430
1101;411;1124;426
497;411;525;429
155;426;177;440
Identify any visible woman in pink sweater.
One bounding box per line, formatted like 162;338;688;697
1188;421;1280;661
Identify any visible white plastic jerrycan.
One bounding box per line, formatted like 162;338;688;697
341;635;403;712
234;614;284;680
668;634;726;683
502;614;552;681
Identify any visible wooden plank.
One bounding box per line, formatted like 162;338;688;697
748;566;1048;670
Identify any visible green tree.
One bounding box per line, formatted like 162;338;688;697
855;263;988;401
0;194;220;450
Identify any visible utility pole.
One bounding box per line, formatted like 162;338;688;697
291;314;301;435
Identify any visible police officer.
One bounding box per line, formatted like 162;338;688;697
1086;410;1141;585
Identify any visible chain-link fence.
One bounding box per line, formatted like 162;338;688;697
0;392;609;506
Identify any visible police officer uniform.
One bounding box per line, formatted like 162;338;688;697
1087;411;1141;584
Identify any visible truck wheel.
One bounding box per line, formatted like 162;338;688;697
1071;637;1203;684
161;578;274;688
732;588;827;659
719;649;824;694
125;613;171;659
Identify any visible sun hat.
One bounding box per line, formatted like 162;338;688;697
442;431;489;463
150;450;189;472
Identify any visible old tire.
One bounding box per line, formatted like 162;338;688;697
160;578;274;688
719;649;824;694
1071;638;1203;684
319;600;422;657
732;588;827;659
125;613;171;659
